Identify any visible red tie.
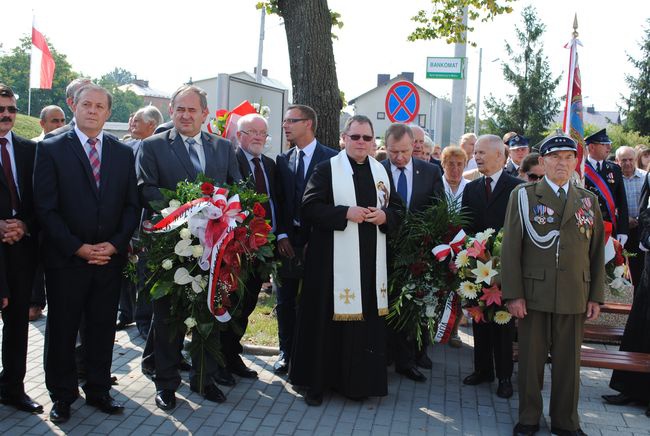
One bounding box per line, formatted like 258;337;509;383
0;137;19;211
87;137;101;188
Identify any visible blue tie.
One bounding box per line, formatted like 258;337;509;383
186;137;202;174
397;168;408;205
294;150;306;221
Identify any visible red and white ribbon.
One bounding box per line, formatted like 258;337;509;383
434;292;459;343
431;229;466;261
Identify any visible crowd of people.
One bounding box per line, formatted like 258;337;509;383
1;78;649;436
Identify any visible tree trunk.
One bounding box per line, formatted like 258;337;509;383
277;0;342;149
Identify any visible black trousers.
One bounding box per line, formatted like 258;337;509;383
221;274;264;366
45;265;122;402
627;226;645;294
471;319;514;380
0;239;36;396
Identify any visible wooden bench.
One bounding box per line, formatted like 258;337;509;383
583;324;625;342
600;302;632;315
512;344;650;373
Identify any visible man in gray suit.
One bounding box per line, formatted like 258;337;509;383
138;85;241;410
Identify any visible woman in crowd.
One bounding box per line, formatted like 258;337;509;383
635;145;650;171
518;152;545;183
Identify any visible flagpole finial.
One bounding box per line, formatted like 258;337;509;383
572;13;579;38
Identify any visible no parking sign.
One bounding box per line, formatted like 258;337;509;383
385;81;420;124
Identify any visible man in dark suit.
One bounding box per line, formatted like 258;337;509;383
274;104;337;374
217;113;279;385
139;85;241;410
584;128;628;244
504;134;530;177
33;84;140;423
43;78;92;139
0;84;42;414
461;134;523;399
382;123;444;382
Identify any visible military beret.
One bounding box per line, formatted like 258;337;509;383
539;133;577;156
584;128;611;145
507;134;530;149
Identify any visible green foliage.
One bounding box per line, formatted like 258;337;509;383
544;122;650;151
0;35;78;118
408;0;515;46
256;0;343;38
13;114;42;139
465;98;488;135
483;6;561;144
98;68;136;88
621;19;650;136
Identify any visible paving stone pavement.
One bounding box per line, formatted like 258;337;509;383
1;315;648;435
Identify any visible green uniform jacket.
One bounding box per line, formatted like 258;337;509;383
501;179;606;314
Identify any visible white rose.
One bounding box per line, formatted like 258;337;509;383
191;245;204;258
180;228;192;240
184;317;197;329
252;102;261;112
161;259;173;270
613;265;625;278
169;199;181;208
425;304;436;318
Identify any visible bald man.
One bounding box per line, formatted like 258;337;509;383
32;105;66;141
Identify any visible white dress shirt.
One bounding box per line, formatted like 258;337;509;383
180;132;206;172
390;159;414;208
75;126;104;164
295;139;317;177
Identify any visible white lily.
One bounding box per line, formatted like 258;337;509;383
174;239;194;257
474;228;495;243
471;259;498;285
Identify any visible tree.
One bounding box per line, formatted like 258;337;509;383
0;35;78;118
483;6;561;144
622;19;650;136
258;0;343;148
98;68;137;88
408;0;515;46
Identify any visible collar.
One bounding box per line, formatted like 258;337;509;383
623;168;646;179
390;158;413;173
544;176;570;195
587;156;603;168
179;132;202;145
483;168;503;183
242;148;261;162
297;138;317;158
74;126;104;146
507;159;519;170
0;132;12;147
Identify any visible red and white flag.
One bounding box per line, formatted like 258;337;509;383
29;17;55;89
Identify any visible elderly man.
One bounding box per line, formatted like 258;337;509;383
217;113;279;384
505;134;530;177
502;133;605;436
44;78;92;139
383;123;443;381
289;115;403;406
0;84;42;414
461;134;523;399
615;146;646;286
139;84;241;410
34;83;140;423
460;133;478;171
584;128;628;244
32;105;66;141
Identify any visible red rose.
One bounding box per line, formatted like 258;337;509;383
201;182;215;196
253;202;266;218
248;217;271;250
614;242;625;266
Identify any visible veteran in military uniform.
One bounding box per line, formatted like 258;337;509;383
584;128;628;244
501;134;606;436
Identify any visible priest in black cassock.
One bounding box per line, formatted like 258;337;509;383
289;115;403;406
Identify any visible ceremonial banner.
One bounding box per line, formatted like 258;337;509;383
29;17;55;89
562;30;585;180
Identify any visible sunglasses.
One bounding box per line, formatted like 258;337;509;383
347;134;374;142
0;106;18;114
526;173;542;181
282;118;307;124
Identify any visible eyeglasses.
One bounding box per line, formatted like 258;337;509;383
526;173;542;181
241;130;268;137
282;118;307;124
347;134;374;142
0;106;18;114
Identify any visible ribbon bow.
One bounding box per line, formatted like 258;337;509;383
431;230;467;262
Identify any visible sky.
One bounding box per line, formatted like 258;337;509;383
3;0;649;118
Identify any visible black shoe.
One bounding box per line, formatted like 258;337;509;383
273;352;289;374
463;371;494;385
0;393;43;413
191;383;226;403
304;390;323;406
513;422;539;435
49;401;71;424
396;366;427;382
115;320;132;331
155;390;176;411
415;353;433;369
178;359;191;372
497;378;513;398
213;367;236;386
602;393;634;405
229;363;258;379
550;427;587;436
86;395;124;415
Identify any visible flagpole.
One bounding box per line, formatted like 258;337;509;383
28;13;33;116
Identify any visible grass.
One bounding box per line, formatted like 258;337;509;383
242;291;279;347
13;113;42;139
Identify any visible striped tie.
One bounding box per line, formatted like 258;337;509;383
87;137;101;188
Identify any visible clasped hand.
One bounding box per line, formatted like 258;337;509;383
76;242;117;265
346;206;386;225
0;219;27;244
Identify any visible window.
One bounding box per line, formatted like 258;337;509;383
418;114;426;127
377;112;385;120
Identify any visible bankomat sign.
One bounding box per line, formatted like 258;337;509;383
426;57;464;79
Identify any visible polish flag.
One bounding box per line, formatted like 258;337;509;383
29;17;55;89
